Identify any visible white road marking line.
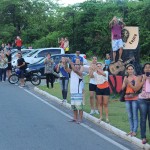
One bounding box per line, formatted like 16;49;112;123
24;89;130;150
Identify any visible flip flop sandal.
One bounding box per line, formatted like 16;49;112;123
131;132;137;137
126;132;132;136
68;119;76;122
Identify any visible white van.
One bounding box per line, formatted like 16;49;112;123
11;49;32;59
12;48;65;66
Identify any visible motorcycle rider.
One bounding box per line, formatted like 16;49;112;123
17;52;26;87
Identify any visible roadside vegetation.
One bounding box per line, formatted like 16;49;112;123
0;0;150;59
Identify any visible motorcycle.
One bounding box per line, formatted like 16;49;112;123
8;67;41;86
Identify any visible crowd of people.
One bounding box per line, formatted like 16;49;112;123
0;36;26;86
55;54;150;144
0;16;150;145
43;47;150;144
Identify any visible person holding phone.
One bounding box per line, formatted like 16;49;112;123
137;63;150;144
89;62;110;123
67;58;84;124
89;56;99;115
56;57;70;103
44;53;55;88
122;64;139;137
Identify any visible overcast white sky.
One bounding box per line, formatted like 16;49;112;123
58;0;86;6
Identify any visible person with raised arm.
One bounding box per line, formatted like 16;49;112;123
109;16;125;63
136;63;150;144
89;63;110;123
89;56;99;115
67;57;84;124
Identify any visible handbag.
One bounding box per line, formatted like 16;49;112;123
52;72;60;78
124;93;138;98
119;87;126;102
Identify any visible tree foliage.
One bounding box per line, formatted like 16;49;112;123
0;0;149;58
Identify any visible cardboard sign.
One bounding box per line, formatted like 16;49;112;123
122;26;139;50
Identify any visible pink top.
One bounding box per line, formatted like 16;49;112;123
111;24;122;40
139;78;150;99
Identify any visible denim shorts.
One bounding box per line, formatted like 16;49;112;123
112;39;123;51
19;69;25;78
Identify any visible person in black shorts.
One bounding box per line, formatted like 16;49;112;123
89;63;110;123
17;52;26;87
89;56;99;115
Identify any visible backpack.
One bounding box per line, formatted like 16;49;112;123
24;62;27;69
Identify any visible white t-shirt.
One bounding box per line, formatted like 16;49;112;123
70;71;83;94
93;71;108;85
89;78;96;85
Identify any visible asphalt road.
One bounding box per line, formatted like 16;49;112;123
0;82;140;150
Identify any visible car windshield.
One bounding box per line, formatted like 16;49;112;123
11;50;17;55
49;49;61;55
26;50;38;57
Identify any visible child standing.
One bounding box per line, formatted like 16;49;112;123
104;53;111;71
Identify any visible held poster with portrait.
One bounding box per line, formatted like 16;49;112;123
122;26;139;50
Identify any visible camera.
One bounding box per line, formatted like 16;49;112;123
146;72;150;77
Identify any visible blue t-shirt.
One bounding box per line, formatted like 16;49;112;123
105;59;111;66
59;66;69;78
72;55;83;63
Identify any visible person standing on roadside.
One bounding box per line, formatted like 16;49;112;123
122;64;138;137
72;50;83;65
44;53;55;88
17;52;26;87
89;63;110;123
58;37;64;49
67;58;84;124
72;51;85;104
6;50;12;78
136;63;150;144
109;16;125;63
0;43;5;52
15;36;22;51
104;53;111;71
89;56;99;115
0;52;8;82
56;57;70;103
64;37;69;54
